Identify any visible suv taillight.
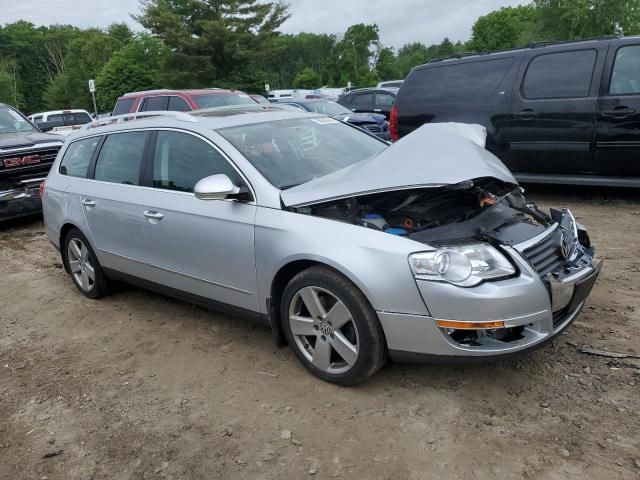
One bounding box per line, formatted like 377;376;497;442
389;105;399;141
39;181;45;199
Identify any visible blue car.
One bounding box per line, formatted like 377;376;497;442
279;99;390;140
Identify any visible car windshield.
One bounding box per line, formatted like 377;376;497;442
307;101;352;116
0;107;35;134
219;117;387;189
193;93;257;109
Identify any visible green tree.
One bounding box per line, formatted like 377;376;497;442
96;34;170;111
534;0;640;40
376;47;400;81
469;6;537;51
397;42;428;76
293;67;321;89
336;23;380;86
136;0;290;89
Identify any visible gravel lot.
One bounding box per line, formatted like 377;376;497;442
1;185;639;480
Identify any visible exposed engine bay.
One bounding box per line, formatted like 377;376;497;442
291;177;554;246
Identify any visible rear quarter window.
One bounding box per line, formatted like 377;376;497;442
404;57;514;104
522;49;597;99
59;136;101;178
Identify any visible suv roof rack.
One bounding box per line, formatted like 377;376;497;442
84;111;198;130
122;88;174;96
429;35;623;63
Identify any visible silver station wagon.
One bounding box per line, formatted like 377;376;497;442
42;107;602;385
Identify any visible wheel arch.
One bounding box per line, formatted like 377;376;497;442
268;257;376;348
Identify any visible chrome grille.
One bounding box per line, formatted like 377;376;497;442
0;147;60;181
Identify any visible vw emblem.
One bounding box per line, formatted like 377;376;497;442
319;322;332;335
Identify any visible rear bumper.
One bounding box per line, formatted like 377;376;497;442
0;183;43;221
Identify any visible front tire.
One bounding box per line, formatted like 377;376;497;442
62;228;110;299
281;266;387;385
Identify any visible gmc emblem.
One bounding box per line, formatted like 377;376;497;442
2;155;41;168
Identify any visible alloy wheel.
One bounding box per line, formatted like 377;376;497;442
288;286;359;374
67;237;95;292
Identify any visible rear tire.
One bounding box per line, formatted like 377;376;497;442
62;228;110;299
281;266;387;385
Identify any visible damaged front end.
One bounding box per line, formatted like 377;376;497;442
289;177;601;356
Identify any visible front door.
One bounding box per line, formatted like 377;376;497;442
81;131;150;276
595;40;640;178
138;130;259;311
506;47;604;175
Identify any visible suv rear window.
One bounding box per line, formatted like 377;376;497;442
113;98;135;116
522;50;597;99
407;58;514;103
59;136;101;178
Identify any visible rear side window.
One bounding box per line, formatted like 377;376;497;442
152;131;241;192
94;132;148;185
59;136;101;178
141;96;168;111
46;114;65;127
522;50;597;99
113;98;134;116
609;45;640;95
376;93;395;107
73;112;92;124
352;94;374;108
407;58;514;103
168;96;191;112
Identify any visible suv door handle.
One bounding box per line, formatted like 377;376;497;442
143;210;164;221
81;199;96;208
513;109;539;119
602;107;636;118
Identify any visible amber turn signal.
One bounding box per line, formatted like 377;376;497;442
436;319;505;330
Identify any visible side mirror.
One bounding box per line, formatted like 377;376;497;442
194;174;241;200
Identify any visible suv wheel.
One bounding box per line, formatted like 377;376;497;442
281;266;387;385
63;228;110;298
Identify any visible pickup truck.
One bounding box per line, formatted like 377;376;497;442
1;103;64;221
28;109;93;137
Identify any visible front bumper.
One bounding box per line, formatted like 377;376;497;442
379;223;602;361
0;182;43;222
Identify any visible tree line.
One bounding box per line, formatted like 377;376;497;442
1;0;639;115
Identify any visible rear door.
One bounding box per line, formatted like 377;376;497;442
595;39;640;178
507;46;606;174
138;130;259;310
349;93;375;114
81;130;150;275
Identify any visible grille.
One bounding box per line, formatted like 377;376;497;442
0;147;60;182
522;230;566;277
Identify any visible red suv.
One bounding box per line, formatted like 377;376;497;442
112;89;258;115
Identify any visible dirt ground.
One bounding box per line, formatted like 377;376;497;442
1;185;639;480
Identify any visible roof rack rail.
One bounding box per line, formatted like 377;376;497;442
428;35;623;63
83;111;198;130
122;88;174;96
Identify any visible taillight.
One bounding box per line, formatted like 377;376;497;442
389;105;399;141
39;181;45;199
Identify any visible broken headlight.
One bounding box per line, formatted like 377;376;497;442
409;244;515;287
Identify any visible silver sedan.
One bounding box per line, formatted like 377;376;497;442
42;108;601;385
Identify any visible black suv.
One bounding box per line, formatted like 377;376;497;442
338;88;396;119
393;36;640;186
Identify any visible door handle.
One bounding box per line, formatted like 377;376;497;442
602;107;636;118
143;210;164;220
81;199;96;208
513;109;539;119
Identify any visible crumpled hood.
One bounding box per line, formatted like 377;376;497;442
0;131;63;151
280;124;517;207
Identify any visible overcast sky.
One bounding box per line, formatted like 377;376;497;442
0;0;526;48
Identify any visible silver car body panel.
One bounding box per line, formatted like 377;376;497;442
280;124;517;207
43;111;599;360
